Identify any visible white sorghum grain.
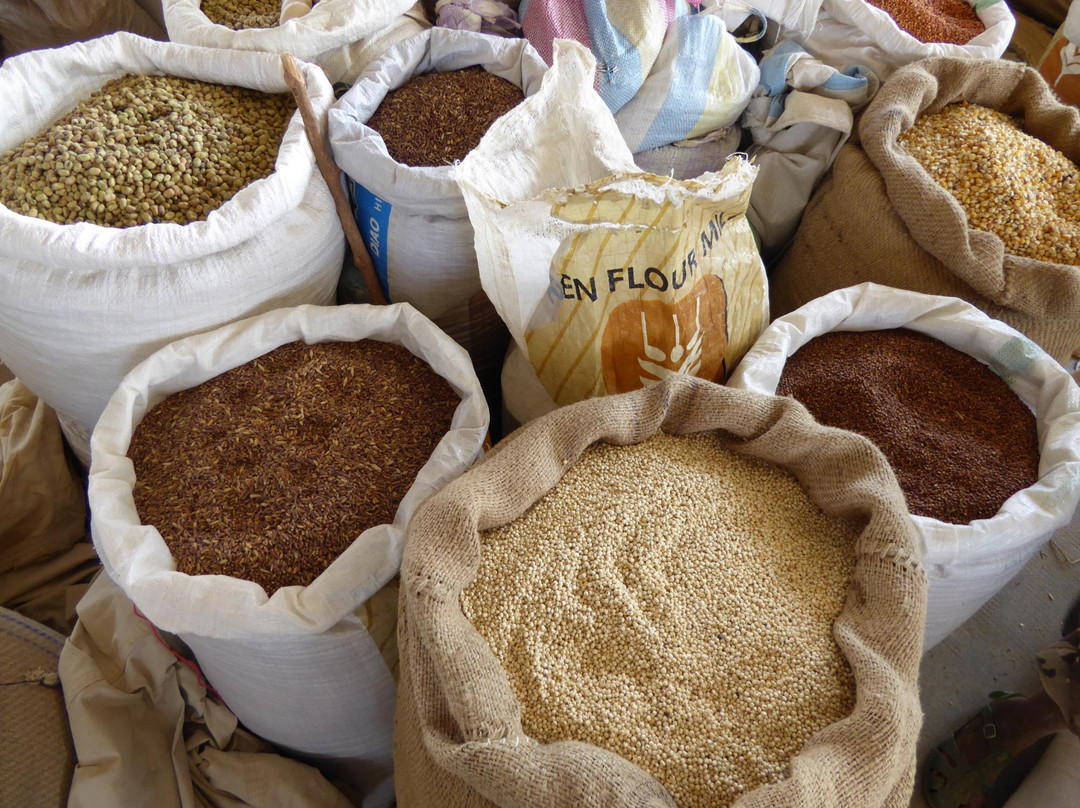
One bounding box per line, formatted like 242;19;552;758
0;74;295;228
899;101;1080;265
461;431;859;808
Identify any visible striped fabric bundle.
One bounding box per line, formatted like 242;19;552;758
521;0;759;153
521;0;688;113
616;10;760;152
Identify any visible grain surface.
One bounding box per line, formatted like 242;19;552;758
129;339;460;594
462;432;858;808
777;328;1040;524
202;0;280;29
365;67;524;167
0;74;294;228
900;102;1080;265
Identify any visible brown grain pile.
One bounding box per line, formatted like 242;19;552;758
0;74;294;228
462;431;858;808
201;0;280;29
777;328;1040;524
866;0;985;44
899;102;1080;265
365;66;525;167
128;339;460;594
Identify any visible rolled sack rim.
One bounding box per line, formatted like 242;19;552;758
0;32;329;271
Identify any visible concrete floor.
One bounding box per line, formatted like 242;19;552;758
910;511;1080;807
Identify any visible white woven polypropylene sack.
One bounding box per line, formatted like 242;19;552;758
0;33;344;465
795;0;1015;80
728;283;1080;649
162;0;420;84
88;302;489;806
329;28;549;387
455;40;766;419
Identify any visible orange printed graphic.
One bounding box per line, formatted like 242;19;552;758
600;274;728;394
1040;30;1080;105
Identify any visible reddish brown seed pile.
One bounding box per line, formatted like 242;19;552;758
129;340;460;594
865;0;985;44
777;329;1039;525
365;67;525;167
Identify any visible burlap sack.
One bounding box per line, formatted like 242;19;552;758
396;374;927;808
771;57;1080;365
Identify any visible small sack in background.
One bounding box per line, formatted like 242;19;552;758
435;0;521;36
791;0;1016;81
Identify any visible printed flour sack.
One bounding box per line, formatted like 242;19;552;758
1039;0;1080;105
88;303;489;805
162;0;425;84
329;28;549;407
0;34;344;464
452;40;768;428
729;283;1080;649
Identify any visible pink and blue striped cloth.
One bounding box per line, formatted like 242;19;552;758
522;0;758;152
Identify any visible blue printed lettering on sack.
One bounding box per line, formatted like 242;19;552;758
353;182;392;300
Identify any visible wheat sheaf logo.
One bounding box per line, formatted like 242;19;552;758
600;274;728;394
1056;41;1080;87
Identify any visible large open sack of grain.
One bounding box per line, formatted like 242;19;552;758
0;33;344;464
771;57;1080;366
792;0;1014;80
396;373;926;808
729;283;1080;649
88;303;489;805
162;0;427;84
329;28;548;417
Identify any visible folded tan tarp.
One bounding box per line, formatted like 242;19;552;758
0;378;97;635
58;572;356;808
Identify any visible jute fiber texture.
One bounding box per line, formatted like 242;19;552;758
396;375;927;808
0;608;73;808
771;57;1080;365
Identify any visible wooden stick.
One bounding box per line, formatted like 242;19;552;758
281;53;388;305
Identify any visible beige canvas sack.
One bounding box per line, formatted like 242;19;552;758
771;57;1080;365
395;375;927;808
